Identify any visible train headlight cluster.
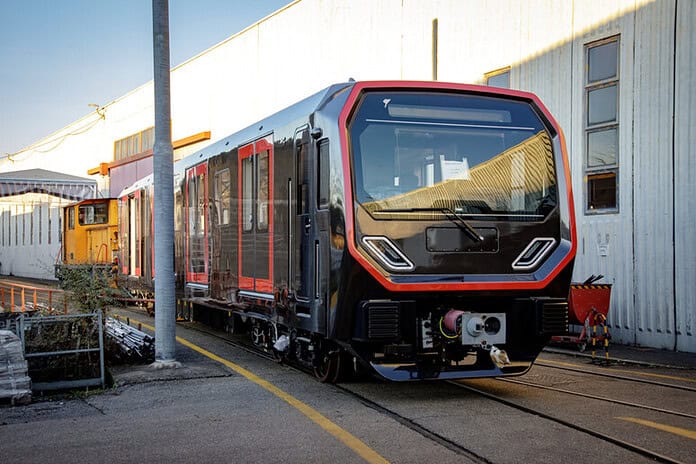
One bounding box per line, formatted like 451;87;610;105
361;236;415;271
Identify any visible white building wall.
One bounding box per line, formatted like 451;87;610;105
0;0;693;351
632;0;676;349
0;194;69;279
674;0;696;352
568;3;638;346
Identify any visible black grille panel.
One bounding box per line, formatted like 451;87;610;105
538;300;569;335
368;304;400;339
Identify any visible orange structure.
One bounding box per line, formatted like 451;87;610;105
61;199;119;266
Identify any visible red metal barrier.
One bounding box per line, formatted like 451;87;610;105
0;281;67;314
551;283;612;356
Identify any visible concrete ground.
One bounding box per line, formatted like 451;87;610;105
2;306;694;464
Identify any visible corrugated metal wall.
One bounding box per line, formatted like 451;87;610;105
632;0;676;349
2;0;693;351
674;0;696;352
0;195;66;279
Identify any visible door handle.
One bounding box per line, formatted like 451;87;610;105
304;216;311;232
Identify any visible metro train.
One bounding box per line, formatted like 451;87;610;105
116;80;576;382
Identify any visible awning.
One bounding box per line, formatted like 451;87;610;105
0;168;97;201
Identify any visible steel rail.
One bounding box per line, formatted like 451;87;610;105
497;377;696;420
449;380;686;464
117;310;686;464
535;360;696;392
148;316;492;463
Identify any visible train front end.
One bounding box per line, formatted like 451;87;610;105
338;82;576;380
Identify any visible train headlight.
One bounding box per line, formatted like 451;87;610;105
512;237;556;270
361;236;415;271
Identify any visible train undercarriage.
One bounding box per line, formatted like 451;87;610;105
180;293;568;383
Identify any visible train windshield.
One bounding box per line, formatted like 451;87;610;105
349;91;557;219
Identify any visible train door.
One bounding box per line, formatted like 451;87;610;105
238;136;274;296
128;192;141;276
292;128;313;310
185;163;209;285
118;196;129;274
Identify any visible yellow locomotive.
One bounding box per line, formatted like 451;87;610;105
60;198;119;268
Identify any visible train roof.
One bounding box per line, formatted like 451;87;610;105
117;173;153;198
117;80;553;197
175;81;353;172
117;82;351;197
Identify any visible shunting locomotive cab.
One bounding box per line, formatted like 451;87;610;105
60;199;119;267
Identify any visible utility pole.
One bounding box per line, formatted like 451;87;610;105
151;0;179;368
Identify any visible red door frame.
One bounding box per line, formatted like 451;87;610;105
185;163;209;284
119;195;129;275
131;190;141;277
237;137;274;293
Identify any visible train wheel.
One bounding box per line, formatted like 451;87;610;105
251;324;266;348
313;351;342;383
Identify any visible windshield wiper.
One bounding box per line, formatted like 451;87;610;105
378;207;484;243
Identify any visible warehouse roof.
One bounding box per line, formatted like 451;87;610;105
0;168;96;200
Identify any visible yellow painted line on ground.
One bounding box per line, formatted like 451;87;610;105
138;321;389;464
617;417;696;440
538;358;696;383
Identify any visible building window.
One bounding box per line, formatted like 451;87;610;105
585;36;619;213
485;67;510;88
30;204;34;245
38;204;42;245
114;127;155;161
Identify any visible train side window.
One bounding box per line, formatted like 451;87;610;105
242;157;254;232
296;142;309;215
93;202;108;224
68;207;75;230
78;202;108;225
257;151;269;231
215;168;231;225
317;139;329;209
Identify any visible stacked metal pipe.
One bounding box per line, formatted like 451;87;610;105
105;317;155;363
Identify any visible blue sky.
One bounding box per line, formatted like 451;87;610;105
0;0;290;158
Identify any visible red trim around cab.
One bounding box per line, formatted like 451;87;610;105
337;80;577;292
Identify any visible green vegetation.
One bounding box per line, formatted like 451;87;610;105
56;265;122;313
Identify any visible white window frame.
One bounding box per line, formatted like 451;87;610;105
584;35;620;214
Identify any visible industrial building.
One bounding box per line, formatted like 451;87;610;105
0;0;693;352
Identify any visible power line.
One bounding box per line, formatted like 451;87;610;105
1;107;106;163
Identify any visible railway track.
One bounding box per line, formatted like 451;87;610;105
173;320;493;463
497;377;696;420
535;359;696;392
119;310;691;464
449;380;687;464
